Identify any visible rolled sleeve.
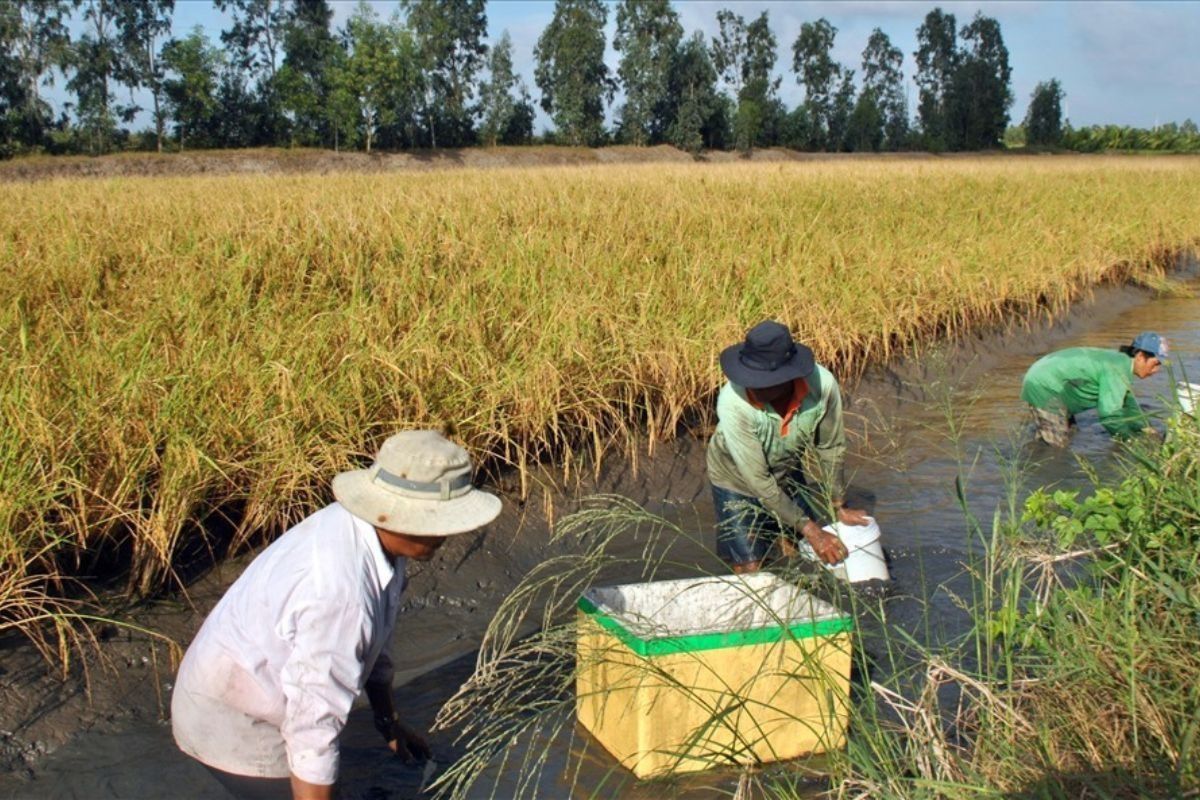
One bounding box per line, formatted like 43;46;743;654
279;601;369;785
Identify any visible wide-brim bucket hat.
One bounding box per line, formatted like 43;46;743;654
719;320;815;389
332;430;501;536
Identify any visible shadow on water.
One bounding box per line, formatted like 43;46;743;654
2;258;1199;799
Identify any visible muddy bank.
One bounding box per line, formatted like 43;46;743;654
0;145;958;183
0;261;1196;799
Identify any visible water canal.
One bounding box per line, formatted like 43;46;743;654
2;257;1197;800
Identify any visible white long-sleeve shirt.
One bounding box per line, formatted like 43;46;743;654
171;502;407;785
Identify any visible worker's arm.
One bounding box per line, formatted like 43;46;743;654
365;675;431;763
1097;375;1145;438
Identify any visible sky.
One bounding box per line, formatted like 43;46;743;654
56;0;1200;133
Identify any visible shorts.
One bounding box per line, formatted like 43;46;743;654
1030;405;1072;448
711;470;818;567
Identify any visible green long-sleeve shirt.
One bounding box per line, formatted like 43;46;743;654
706;364;846;529
1020;347;1145;438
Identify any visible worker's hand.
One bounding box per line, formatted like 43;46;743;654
376;714;433;763
836;506;871;526
800;521;848;565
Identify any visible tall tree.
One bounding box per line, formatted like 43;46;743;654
161;26;222;150
333;2;420;153
613;0;681;146
791;18;840;150
913;7;957;150
956;12;1011;149
277;0;337;146
478;31;532;147
69;0;125;154
712;9;779;152
114;0;174;152
826;68;856;151
534;0;611;147
1024;78;1064;147
2;1;72;150
402;0;487;148
666;31;725;153
861;27;906;150
215;0;289;144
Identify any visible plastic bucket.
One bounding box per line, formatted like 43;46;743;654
820;517;889;583
1177;381;1200;417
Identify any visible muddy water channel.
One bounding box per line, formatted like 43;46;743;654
3;261;1198;800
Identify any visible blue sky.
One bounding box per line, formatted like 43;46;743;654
61;1;1200;132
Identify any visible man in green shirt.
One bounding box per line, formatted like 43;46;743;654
1020;331;1168;447
707;320;870;574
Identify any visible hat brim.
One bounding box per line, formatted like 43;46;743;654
719;343;815;389
332;470;502;537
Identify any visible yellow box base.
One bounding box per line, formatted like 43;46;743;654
576;600;851;778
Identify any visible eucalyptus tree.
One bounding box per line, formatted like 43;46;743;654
613;0;681;145
791;18;840;150
215;0;289;143
666;31;725;153
913;7;958;150
1;0;72;149
69;0;124;153
333;2;421;153
534;0;612;147
277;0;337;146
1024;78;1064;147
478;31;533;147
402;0;487;148
956;12;1011;149
161;26;223;150
711;9;779;152
114;0;174;152
861;27;906;150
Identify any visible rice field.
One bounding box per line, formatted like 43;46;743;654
2;156;1199;612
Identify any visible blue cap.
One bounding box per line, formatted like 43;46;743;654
1131;332;1169;363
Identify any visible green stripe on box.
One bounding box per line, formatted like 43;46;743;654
577;596;854;657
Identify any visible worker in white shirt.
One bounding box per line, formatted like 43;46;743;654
171;430;502;800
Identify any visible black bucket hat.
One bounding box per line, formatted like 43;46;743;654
719;320;815;389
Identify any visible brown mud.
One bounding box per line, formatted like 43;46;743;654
1;256;1197;799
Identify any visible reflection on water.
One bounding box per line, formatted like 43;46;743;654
4;264;1198;800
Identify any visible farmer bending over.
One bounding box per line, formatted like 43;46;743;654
708;320;869;574
172;430;501;800
1021;332;1168;447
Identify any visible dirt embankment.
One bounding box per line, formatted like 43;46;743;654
0;144;949;183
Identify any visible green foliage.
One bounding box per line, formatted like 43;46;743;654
791;17;840;150
1024;78;1064;147
664;31;725;153
712;9;779;152
402;0;487;148
161;27;223;150
613;0;681;146
332;2;420;153
478;31;533;147
277;0;337;148
534;0;611;147
1063;121;1200;153
861;28;907;151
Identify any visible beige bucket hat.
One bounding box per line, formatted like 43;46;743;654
332;430;501;536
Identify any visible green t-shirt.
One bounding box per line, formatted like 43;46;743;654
1020;347;1145;437
706;364;846;528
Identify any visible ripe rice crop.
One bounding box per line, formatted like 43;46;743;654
2;157;1198;608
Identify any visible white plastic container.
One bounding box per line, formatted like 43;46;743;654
809;517;889;583
1176;381;1200;417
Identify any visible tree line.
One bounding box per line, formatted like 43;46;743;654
1;0;1186;159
